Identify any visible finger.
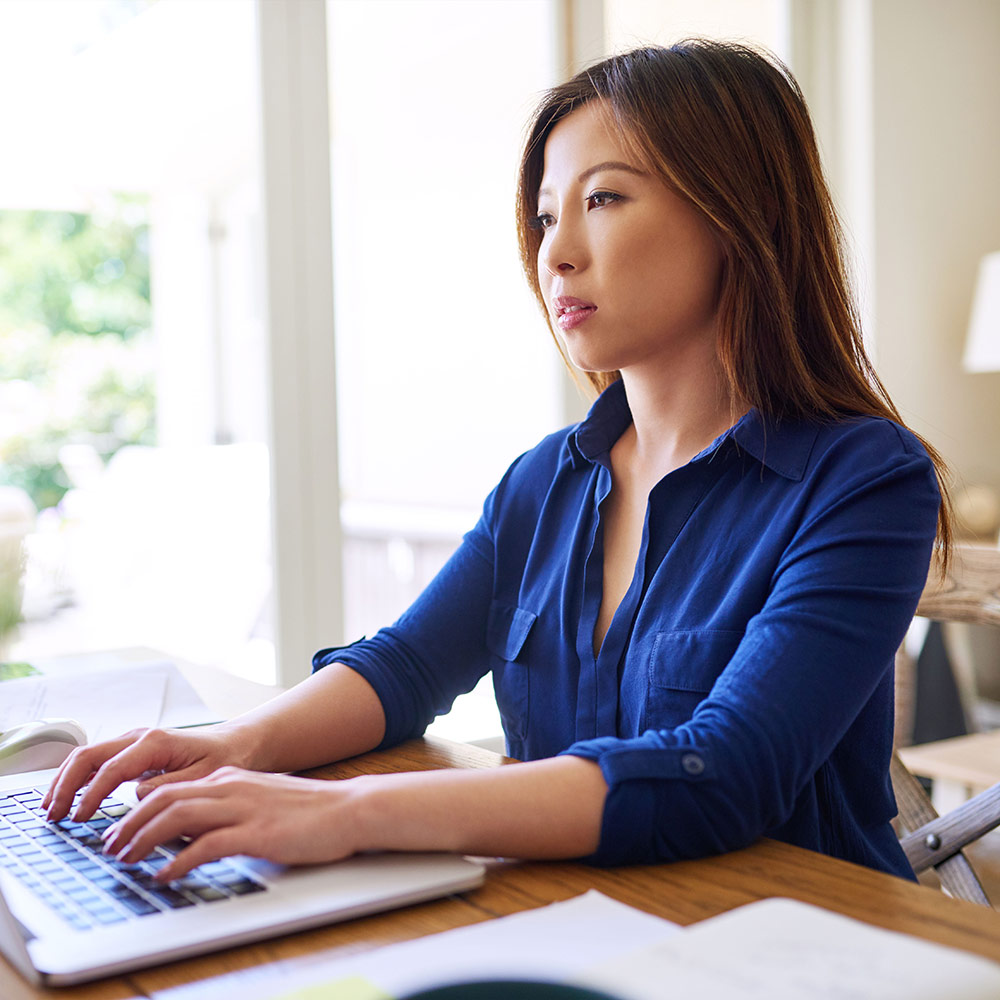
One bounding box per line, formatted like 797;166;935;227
135;761;221;799
156;828;247;882
44;731;147;820
71;730;182;821
102;781;234;858
110;796;239;867
41;753;93;813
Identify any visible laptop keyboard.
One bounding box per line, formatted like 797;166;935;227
0;786;266;931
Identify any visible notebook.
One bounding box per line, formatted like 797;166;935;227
0;767;486;987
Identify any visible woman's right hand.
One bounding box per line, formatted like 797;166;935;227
42;724;252;823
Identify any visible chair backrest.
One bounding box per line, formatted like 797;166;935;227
916;543;1000;627
892;544;1000;906
890;754;999;905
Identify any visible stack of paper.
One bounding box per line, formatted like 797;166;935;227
582;896;1000;1000
0;656;217;745
151;892;679;1000
150;890;1000;1000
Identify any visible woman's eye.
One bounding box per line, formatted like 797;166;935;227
587;191;621;209
528;212;555;231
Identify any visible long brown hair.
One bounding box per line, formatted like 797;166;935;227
516;39;952;559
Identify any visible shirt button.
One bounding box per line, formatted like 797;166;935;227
681;753;705;776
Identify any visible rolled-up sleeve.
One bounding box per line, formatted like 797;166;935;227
313;523;497;748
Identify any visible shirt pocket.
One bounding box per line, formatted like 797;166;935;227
642;629;744;730
487;601;537;743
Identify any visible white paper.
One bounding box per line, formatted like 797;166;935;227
27;653;219;730
580;897;1000;1000
151;890;681;1000
0;669;167;744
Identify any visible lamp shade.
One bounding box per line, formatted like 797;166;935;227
964;251;1000;373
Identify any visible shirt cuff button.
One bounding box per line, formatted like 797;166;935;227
681;752;705;776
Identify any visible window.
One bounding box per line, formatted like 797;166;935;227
0;0;274;682
328;0;561;740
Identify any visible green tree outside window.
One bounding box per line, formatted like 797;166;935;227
0;199;156;512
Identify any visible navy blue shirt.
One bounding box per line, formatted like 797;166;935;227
315;380;939;878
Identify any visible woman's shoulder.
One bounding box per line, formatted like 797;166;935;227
734;408;934;486
496;422;582;490
480;421;588;528
810;412;933;466
794;413;940;508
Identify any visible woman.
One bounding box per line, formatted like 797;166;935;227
44;40;949;882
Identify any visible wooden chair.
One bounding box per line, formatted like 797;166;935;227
891;754;1000;905
891;544;1000;906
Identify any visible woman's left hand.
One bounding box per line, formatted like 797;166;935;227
100;767;366;881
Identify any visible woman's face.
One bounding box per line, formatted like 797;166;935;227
535;102;724;378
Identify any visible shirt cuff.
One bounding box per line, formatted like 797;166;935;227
559;737;716;866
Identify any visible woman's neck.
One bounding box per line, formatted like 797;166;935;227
616;360;746;481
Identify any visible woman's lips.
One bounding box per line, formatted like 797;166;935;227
553;296;597;331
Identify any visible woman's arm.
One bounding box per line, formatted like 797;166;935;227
99;755;608;880
228;661;388;771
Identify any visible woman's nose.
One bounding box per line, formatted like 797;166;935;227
540;219;586;277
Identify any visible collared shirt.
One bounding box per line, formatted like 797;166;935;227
314;380;939;878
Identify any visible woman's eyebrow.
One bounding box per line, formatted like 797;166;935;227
538;160;649;199
577;160;647;183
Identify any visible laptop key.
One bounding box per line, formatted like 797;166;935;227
149;887;196;908
65;891;102;909
186;884;228;902
222;879;265;895
117;893;159;916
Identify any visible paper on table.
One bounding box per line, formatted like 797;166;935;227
578;897;1000;1000
31;653;219;729
150;890;681;1000
0;669;167;744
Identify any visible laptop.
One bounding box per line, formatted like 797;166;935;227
0;767;486;987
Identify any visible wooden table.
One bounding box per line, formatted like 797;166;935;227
4;735;1000;1000
900;731;1000;812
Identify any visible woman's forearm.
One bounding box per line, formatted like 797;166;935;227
349;755;607;859
222;662;388;774
102;752;609;878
